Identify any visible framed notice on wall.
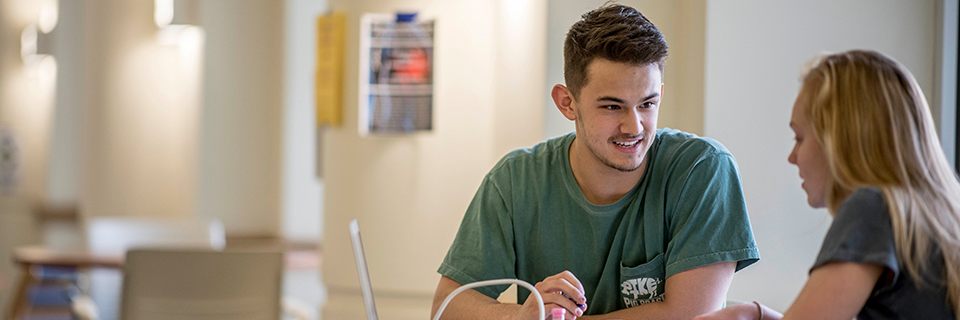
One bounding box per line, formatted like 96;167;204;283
0;127;19;195
358;13;435;136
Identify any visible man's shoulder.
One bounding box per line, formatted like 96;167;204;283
654;128;733;162
490;132;574;175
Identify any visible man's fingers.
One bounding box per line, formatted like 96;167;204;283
556;270;586;295
535;278;586;306
541;293;583;318
543;271;585;295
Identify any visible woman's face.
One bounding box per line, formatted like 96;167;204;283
787;89;831;208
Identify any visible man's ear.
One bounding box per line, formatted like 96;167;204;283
552;84;577;121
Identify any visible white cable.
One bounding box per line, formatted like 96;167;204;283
432;278;545;320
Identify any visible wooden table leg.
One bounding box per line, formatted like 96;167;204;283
5;264;34;320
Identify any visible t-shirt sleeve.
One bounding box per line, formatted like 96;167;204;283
437;172;516;299
812;188;899;289
664;152;760;278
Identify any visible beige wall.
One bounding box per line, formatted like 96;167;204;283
625;0;706;136
0;0;286;313
0;0;56;203
81;0;201;220
656;0;706;136
198;0;283;237
0;0;54;315
78;0;283;236
321;0;546;318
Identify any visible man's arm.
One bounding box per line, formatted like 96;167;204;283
432;262;733;320
580;261;735;320
431;276;520;320
431;271;589;320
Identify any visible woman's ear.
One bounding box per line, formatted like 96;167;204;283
552;84;577;121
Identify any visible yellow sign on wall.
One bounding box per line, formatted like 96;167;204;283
316;12;346;126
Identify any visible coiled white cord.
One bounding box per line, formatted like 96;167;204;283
432;278;545;320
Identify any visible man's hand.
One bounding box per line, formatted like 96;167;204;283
520;270;588;319
430;271;589;320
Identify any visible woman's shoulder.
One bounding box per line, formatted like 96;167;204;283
836;187;888;220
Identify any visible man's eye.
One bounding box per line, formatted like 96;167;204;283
604;105;620;110
641;102;655;109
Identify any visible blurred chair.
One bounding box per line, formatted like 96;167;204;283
119;248;283;320
83;217;226;320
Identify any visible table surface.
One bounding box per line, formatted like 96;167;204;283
12;245;321;270
13;246;123;269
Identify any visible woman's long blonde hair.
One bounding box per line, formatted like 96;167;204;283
800;50;960;317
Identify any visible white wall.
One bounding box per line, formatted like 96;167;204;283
936;0;958;168
543;0;603;139
45;0;82;206
704;0;937;311
282;0;325;242
321;0;545;318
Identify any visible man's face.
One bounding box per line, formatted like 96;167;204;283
570;59;662;172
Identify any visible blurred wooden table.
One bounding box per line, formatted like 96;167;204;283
5;246;120;320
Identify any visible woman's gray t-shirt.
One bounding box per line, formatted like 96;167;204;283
813;187;954;319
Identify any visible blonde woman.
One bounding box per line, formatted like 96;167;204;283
697;50;960;320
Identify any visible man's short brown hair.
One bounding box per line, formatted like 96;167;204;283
563;4;669;99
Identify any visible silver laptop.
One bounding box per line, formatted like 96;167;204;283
349;219;380;320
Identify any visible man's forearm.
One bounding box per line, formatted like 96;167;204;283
434;298;522;320
432;276;521;320
578;262;734;320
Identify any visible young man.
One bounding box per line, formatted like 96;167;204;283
432;4;759;320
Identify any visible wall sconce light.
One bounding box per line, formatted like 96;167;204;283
20;0;58;83
155;0;201;46
155;0;199;28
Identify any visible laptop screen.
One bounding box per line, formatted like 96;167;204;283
349;219;380;320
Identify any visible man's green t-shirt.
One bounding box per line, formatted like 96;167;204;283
438;129;759;315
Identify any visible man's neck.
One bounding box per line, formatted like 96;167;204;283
568;138;647;206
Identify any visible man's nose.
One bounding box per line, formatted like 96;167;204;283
620;110;643;135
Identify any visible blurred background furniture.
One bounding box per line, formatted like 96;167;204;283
7;235;318;319
119;248;283;320
84;217;227;320
6;217;226;320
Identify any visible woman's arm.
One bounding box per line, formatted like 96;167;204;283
781;261;882;320
695;261;882;320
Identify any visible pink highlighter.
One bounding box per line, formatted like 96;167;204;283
552;307;565;320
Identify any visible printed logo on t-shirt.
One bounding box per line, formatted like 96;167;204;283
620;277;664;307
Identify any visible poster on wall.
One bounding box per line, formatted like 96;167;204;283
316;11;346;127
358;13;435;136
0;127;19;195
